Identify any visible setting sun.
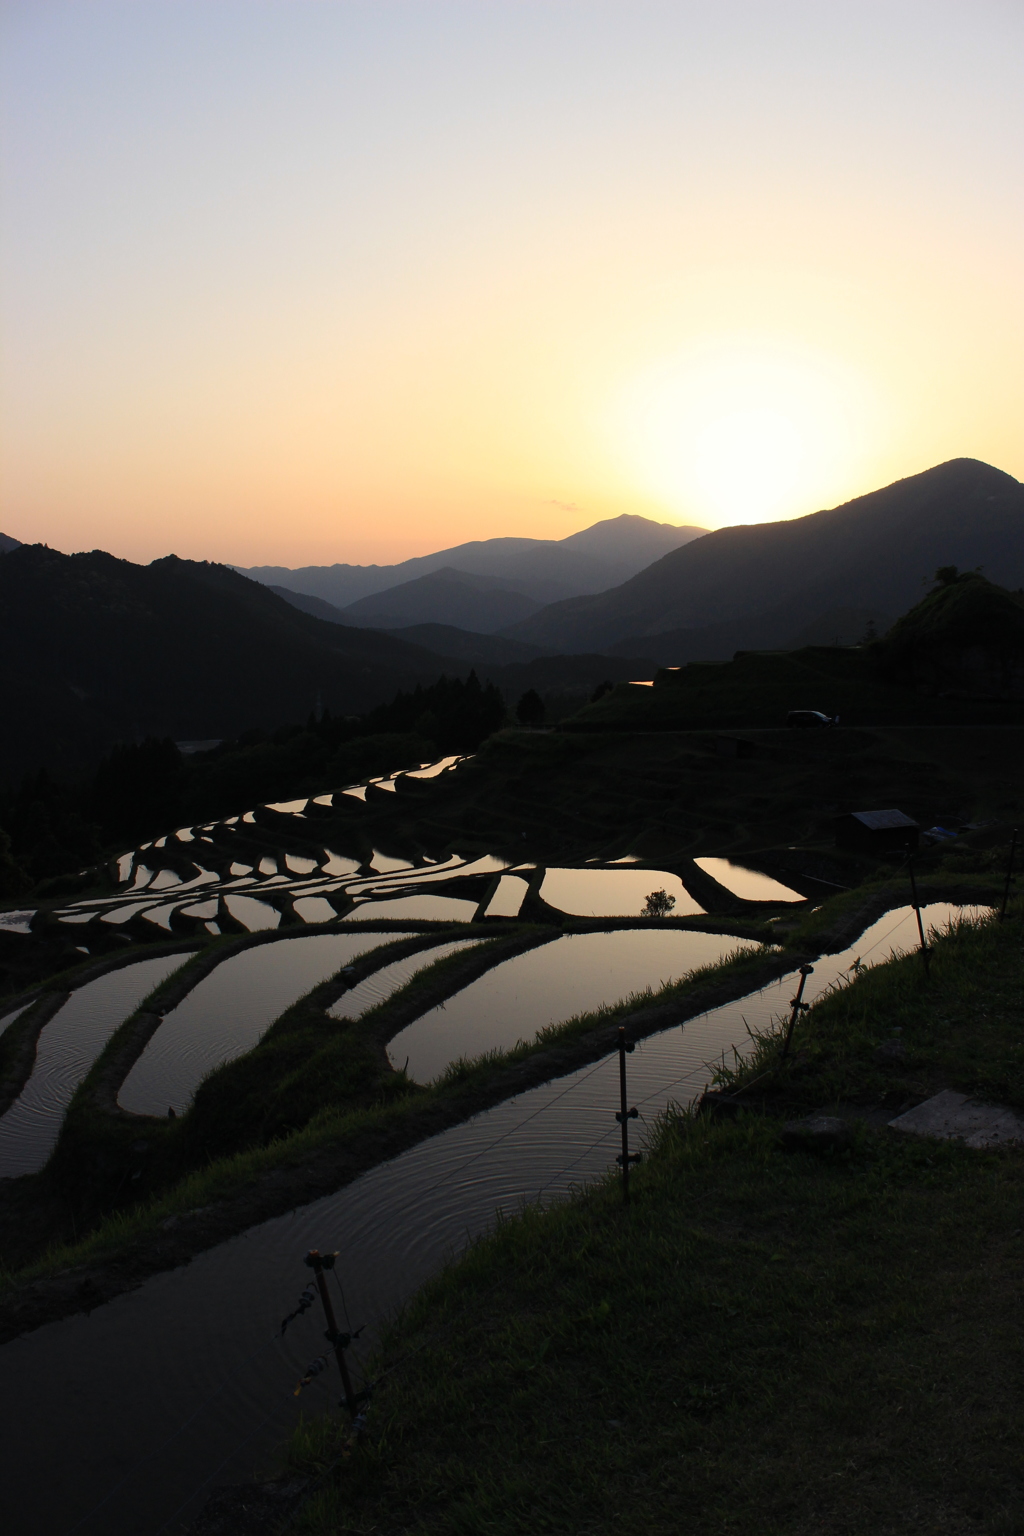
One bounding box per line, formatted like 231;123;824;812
616;339;883;528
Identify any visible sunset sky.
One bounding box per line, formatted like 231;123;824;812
2;1;1022;567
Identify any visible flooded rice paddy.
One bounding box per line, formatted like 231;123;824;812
694;856;804;902
539;866;704;916
342;893;480;922
329;937;489;1022
119;933;417;1117
0;753;998;1529
388;927;759;1084
0;900;993;1535
29;752;798;947
0;955;195;1178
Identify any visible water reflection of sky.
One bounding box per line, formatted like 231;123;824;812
119;932;419;1116
343;894;479;923
389;928;758;1084
539;867;704;917
695;857;803;902
330;938;488;1022
0;955;191;1176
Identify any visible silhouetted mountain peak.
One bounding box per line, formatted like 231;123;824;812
233;513;705;610
500;459;1024;658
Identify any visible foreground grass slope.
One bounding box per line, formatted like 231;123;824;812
284;905;1024;1536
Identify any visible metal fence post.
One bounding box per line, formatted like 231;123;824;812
1000;828;1018;921
304;1248;358;1416
779;964;814;1064
908;856;931;977
615;1025;641;1204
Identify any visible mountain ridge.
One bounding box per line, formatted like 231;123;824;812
501;459;1024;657
0;545;654;780
234;513;705;608
337;567;542;632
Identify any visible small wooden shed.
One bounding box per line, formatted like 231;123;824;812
834;808;920;853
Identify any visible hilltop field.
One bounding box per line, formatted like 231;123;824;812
0;574;1022;1535
279;901;1024;1536
1;582;1020;1303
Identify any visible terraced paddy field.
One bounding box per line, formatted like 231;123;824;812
0;717;1017;1535
0;895;1005;1536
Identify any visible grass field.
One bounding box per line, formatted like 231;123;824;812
281;902;1024;1536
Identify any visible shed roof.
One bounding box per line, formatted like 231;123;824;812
842;809;919;831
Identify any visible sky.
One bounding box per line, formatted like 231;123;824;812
1;0;1022;568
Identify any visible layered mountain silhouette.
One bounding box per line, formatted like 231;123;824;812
0;545;651;780
502;460;1024;661
267;591;545;663
376;625;544;665
0;531;21;555
335;568;542;633
236;513;705;610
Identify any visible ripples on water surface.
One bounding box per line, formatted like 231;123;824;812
118;932;418;1116
0;956;193;1178
0;903;992;1535
389;928;760;1084
329;938;488;1021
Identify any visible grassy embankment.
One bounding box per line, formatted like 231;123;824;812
0;692;1017;1296
282;901;1024;1536
0;924;779;1296
2;631;1020;1311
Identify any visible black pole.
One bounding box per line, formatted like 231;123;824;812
305;1249;357;1415
780;964;814;1064
1000;828;1018;921
908;855;930;977
615;1025;640;1204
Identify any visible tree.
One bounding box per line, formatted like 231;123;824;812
0;826;30;898
590;679;613;703
932;566;960;588
642;889;676;918
516;689;545;726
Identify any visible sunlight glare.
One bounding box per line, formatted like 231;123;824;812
617;340;881;527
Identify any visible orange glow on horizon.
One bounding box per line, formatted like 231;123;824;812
1;3;1021;567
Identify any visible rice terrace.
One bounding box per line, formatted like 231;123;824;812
3;7;1024;1529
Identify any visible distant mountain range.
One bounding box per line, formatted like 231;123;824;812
0;545;651;780
236;513;705;611
502;460;1024;661
271;569;543;635
269;590;544;664
5;458;1020;778
336;567;544;633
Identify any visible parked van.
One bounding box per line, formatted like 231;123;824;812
786;710;838;728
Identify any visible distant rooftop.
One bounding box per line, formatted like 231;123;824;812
844;809;919;831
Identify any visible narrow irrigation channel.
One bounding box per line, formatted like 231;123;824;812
0;903;980;1536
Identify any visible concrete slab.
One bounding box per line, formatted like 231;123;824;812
888;1089;1024;1149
